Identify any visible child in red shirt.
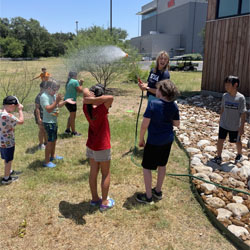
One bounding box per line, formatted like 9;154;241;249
83;84;114;212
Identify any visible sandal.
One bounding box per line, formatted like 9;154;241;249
100;198;115;212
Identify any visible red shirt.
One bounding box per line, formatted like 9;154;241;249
83;103;111;151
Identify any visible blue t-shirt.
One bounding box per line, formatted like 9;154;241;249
147;69;170;97
144;98;179;145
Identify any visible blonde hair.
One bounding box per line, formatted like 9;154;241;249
154;51;170;73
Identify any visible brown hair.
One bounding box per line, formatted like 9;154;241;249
157;79;179;101
154;51;170;73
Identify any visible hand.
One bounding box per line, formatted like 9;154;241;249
65;98;76;105
18;104;23;110
79;79;84;86
56;94;62;104
139;139;145;147
138;82;148;91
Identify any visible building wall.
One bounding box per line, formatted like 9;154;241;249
202;1;250;97
139;1;207;55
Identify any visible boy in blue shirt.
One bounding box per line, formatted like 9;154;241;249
211;76;246;165
137;79;180;204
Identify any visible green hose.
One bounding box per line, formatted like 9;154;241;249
131;91;250;196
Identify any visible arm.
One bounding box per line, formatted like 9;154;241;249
76;79;84;93
84;95;114;109
238;112;246;135
31;75;40;81
35;103;42;124
173;120;180;128
45;94;62;113
17;104;24;124
139;117;150;147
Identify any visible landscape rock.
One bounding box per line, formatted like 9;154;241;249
226;203;249;218
228;225;249;237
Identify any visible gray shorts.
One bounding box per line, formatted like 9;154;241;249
86;147;111;162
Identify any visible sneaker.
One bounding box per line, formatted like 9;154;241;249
64;129;71;135
10;170;22;176
90;199;102;206
211;156;222;165
43;162;56;168
152;188;163;200
71;131;82;136
99;198;115;212
50;156;64;161
2;176;18;185
136;193;154;204
235;154;243;164
38;144;46;150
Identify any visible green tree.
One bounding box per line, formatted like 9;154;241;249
65;26;138;89
0;37;23;58
0;18;10;38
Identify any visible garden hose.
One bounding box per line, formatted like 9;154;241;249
130;91;250;196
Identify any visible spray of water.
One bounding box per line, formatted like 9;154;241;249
67;45;128;72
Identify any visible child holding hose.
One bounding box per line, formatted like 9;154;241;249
138;51;170;102
137;79;180;204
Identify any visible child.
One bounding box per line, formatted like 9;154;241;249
64;71;84;136
1;96;24;184
136;79;180;204
34;82;47;149
32;67;51;83
83;84;115;212
138;51;170;102
211;76;247;165
40;79;75;168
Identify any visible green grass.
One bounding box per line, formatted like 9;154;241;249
0;58;235;250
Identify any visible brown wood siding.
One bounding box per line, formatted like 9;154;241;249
202;14;250;97
207;0;217;20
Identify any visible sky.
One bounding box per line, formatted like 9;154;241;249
0;0;150;39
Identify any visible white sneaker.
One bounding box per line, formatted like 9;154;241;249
38;144;45;150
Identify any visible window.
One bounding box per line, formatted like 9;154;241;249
142;10;157;21
217;0;250;18
241;0;250;14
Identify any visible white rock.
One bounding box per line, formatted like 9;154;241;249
204;146;217;152
228;225;249;237
211;136;218;141
238;165;250;178
242;139;248;145
242;160;250;167
209;173;223;182
193;154;203;159
217;208;233;220
193;173;210;182
226;203;249;218
197;140;210;147
186;147;200;153
191;157;202;166
193;165;213;174
228;177;245;188
221;152;230;160
232;196;243;204
206;197;225;208
203;153;213;159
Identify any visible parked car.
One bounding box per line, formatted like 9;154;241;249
169;54;203;71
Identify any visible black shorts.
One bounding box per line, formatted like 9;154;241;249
219;127;239;143
1;146;15;163
142;142;172;170
65;103;77;112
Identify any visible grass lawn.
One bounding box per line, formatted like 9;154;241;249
0;58;235;250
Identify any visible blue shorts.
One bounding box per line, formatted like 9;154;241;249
43;123;58;142
1;146;15;163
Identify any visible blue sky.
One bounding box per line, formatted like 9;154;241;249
0;0;150;39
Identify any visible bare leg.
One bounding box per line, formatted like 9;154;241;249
69;112;76;132
156;166;166;192
89;158;100;201
143;168;152;199
45;142;52;164
66;117;70;131
236;141;242;155
100;161;110;206
4;160;12;178
51;141;56;158
217;139;225;157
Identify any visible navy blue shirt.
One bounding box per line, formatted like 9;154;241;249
144;98;179;145
147;69;170;97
